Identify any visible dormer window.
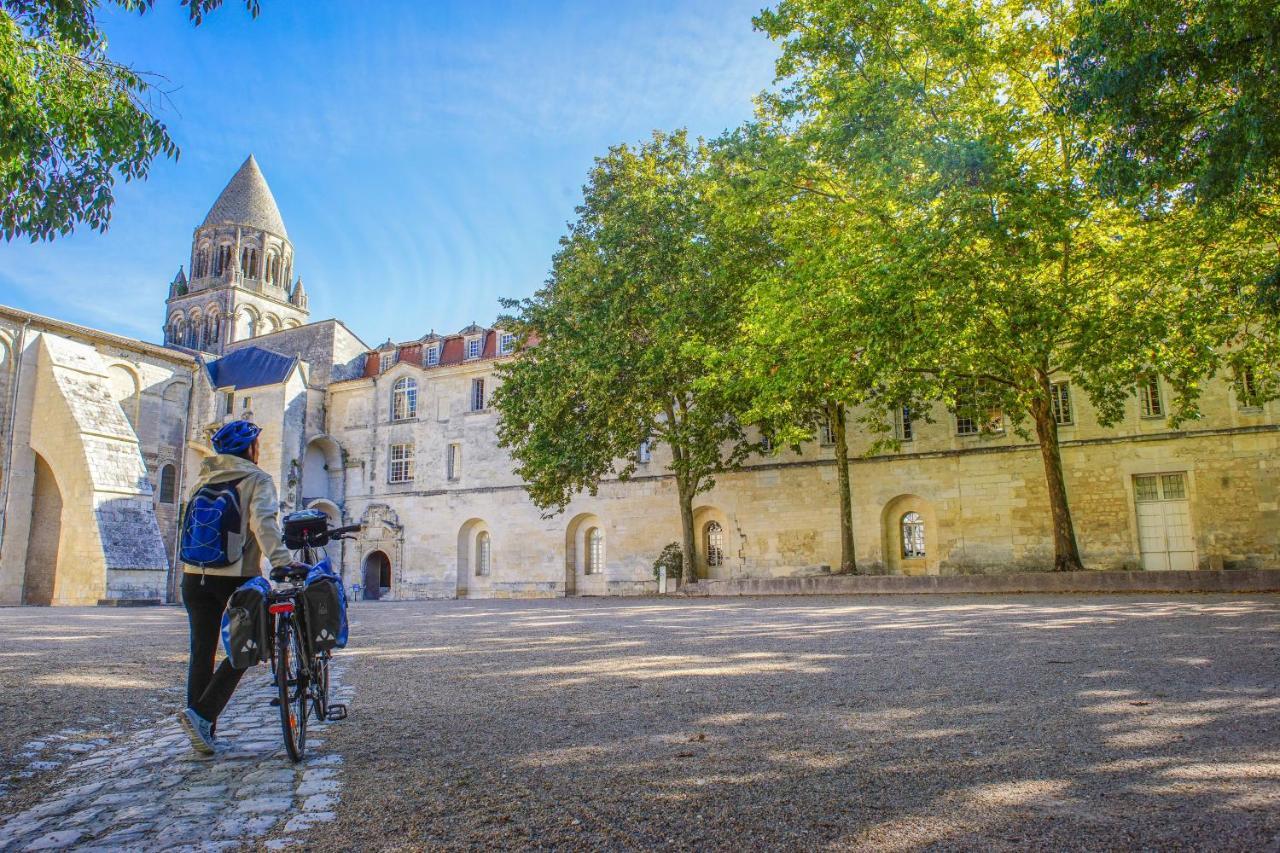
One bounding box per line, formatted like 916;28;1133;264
380;350;398;373
425;345;440;366
498;332;515;355
466;337;482;359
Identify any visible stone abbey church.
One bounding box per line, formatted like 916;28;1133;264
0;156;1277;605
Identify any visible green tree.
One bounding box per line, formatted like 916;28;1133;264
493;131;755;579
1;0;259;241
706;122;929;574
1066;0;1280;205
756;0;1276;571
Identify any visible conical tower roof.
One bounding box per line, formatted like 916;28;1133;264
201;155;289;238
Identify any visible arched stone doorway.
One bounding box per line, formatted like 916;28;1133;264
362;550;391;600
23;452;63;605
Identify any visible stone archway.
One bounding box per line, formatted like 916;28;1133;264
691;505;734;581
361;550;391;600
881;494;939;576
22;453;63;605
301;435;343;505
564;512;605;596
456;518;493;598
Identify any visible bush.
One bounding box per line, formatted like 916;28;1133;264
652;542;684;582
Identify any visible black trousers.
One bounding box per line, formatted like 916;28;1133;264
183;572;249;723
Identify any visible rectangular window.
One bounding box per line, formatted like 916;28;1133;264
466;337;481;359
955;414;979;436
638;440;652;464
1139;375;1164;418
498;333;515;355
446;443;461;481
819;419;835;445
425;345;440;366
470;378;485;412
896;406;913;442
760;433;773;453
388;443;415;484
955;388;1000;436
391;380;417;421
1051;381;1073;426
1237;366;1262;409
224;391;234;415
241;396;251;411
1135;472;1186;502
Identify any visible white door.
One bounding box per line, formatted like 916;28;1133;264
1134;473;1195;571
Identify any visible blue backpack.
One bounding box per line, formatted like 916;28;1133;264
180;477;248;568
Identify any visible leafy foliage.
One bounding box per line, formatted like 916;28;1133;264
0;0;259;241
1065;0;1280;205
651;542;684;582
493;131;756;574
755;0;1276;570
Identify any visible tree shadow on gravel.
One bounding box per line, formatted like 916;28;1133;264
320;596;1279;851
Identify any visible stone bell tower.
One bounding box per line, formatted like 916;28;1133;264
163;155;309;354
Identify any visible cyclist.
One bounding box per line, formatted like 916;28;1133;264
178;419;305;755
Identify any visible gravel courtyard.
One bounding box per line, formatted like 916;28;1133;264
2;594;1278;851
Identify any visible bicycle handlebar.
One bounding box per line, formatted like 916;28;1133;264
329;523;361;538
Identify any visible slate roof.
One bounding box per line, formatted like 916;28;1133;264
201;155;289;239
206;345;298;390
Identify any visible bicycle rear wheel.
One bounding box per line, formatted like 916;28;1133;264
275;616;309;762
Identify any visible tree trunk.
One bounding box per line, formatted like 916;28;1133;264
829;401;857;573
1031;378;1083;572
676;476;698;583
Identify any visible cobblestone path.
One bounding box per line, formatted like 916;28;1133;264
0;666;352;852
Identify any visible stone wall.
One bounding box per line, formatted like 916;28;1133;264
325;357;1279;600
0;308;193;604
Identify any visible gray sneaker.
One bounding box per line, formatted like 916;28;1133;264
178;708;216;755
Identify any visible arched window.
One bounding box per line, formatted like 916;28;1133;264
215;245;232;276
265;251;278;283
195;248;209;277
158;464;176;503
206;314;220;348
391;377;417;420
476;531;491;576
705;521;724;568
586;527;604;574
901;512;925;558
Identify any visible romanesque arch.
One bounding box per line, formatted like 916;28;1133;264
881;494;938;576
22;452;63;605
264;313;281;334
235;306;260;341
564;512;605;596
361;550;391;600
691;505;734;581
358;503;402;600
105;363;141;429
456;518;492;598
301;434;343;504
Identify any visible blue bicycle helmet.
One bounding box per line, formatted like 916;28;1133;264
212;419;261;455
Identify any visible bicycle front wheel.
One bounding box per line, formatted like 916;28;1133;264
275;616;308;762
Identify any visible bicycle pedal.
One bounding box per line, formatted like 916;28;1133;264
326;703;347;722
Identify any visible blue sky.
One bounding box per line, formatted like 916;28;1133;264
0;1;779;348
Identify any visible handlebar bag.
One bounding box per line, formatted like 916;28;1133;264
220;576;271;668
301;566;348;653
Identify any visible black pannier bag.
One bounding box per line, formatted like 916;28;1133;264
220;577;271;668
301;573;346;654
